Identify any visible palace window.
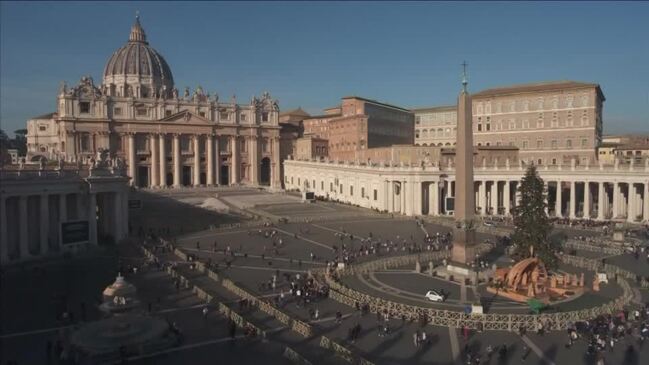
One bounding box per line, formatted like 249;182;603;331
361;187;365;198
551;140;558;149
537;140;544;149
522;140;528;148
522;119;529;129
566;139;572;149
373;189;378;201
340;185;343;194
581;138;588;148
136;107;148;117
321;181;324;190
79;102;90;114
39;125;47;131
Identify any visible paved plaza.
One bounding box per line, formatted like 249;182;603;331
2;188;649;365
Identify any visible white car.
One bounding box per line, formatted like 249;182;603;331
425;290;444;302
483;221;496;227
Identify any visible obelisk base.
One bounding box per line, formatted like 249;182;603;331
451;228;477;264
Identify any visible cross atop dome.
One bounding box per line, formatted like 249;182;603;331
129;11;147;43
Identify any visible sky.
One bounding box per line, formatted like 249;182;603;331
1;1;648;136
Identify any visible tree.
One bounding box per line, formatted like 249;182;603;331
13;129;28;155
510;164;558;269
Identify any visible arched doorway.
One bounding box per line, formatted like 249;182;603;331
220;165;229;185
260;157;271;185
30;155;47;163
200;172;206;185
166;173;173;186
182;166;192;186
137;166;149;188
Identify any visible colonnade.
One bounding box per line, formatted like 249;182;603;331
0;170;130;264
283;159;649;223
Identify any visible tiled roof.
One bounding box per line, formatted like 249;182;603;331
411;105;456;113
472;81;601;98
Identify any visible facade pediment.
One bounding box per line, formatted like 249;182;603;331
159;110;212;125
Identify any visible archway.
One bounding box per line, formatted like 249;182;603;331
182;166;192;186
260;157;271;186
137;166;149;188
30;155;47;163
166;173;173;187
200;172;206;185
220;165;229;185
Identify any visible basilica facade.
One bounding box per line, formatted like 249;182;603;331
26;16;282;189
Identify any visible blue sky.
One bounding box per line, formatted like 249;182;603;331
1;1;648;135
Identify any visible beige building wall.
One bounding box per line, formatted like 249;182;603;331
413;106;457;146
471;81;604;166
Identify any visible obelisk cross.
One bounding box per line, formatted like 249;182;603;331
461;61;468;92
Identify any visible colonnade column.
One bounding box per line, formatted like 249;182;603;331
490;181;498;215
150;134;159;188
583;182;591;219
503;181;511;215
628;183;636;222
127;133;137;186
597;182;606;220
40;194;49;255
387;181;394;212
193;135;201;187
19;196;29;259
543;182;549;215
555;181;562;217
206;135;214;186
173;134;181;187
478;181;486;216
430;182;439;215
0;197;7;263
159;134;167;187
612;182;620;219
88;193;97;245
413;182;422;216
644;183;649;223
230;136;239;185
569;181;576;219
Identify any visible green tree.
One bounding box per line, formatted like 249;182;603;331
510;164;558;269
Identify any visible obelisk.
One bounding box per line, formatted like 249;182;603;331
450;62;477;265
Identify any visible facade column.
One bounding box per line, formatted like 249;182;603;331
478;180;486;216
628;183;636;222
644;183;649;223
150;134;159;187
612;182;620;219
40;194;49;255
159;134;167;187
230;136;239;185
1;197;8;264
555;181;562;217
503;181;511;215
597;182;606;220
271;137;281;188
19;196;29;259
206;134;214;186
583;182;591;219
569;181;576;219
193;135;201;186
401;181;407;215
490;181;498;215
88;193;97;245
215;136;221;185
127;133;137;186
173;134;181;187
250;136;259;185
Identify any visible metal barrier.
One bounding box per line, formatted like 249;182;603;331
319;336;375;365
320;252;637;332
283;346;314;365
221;278;314;338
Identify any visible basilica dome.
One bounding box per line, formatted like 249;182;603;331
102;15;174;98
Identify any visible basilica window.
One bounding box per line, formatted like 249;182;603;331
240;114;247;122
262;112;269;122
136;107;148;117
39;125;47;131
199;112;206;118
220;112;230;121
79;102;90;114
165;110;172;117
113;107;123;116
